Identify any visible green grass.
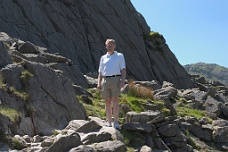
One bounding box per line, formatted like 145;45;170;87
149;31;163;39
9;86;30;101
52;130;61;136
20;70;34;85
10;137;26;150
79;89;167;123
176;106;207;119
82;88;212;123
144;31;163;41
82;102;106;120
0;106;20;122
0;134;26;150
173;97;212;122
0;75;30;102
77;93;106;120
120;94;146;112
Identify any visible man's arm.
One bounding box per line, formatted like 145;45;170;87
97;72;103;90
120;68;126;88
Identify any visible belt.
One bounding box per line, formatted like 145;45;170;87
104;75;121;78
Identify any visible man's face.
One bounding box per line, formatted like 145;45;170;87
106;42;115;52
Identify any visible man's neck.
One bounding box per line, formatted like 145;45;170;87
107;50;115;55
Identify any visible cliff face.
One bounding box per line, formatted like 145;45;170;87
0;0;193;89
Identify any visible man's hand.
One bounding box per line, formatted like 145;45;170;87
97;83;102;90
97;73;102;90
119;79;125;88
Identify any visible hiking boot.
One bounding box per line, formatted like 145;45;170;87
105;122;112;127
114;122;121;129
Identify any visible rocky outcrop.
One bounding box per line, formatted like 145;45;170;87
2;113;228;152
0;0;194;89
0;33;86;136
0;117;126;152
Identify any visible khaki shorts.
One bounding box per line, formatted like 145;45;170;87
101;76;121;98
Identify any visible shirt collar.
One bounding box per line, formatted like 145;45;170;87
106;51;117;57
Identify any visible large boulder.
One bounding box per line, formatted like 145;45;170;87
0;60;86;136
212;120;228;143
0;41;12;68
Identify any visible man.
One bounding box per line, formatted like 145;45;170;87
97;39;126;129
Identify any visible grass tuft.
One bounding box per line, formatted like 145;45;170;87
0;106;20;122
20;70;33;85
127;81;154;100
9;86;30;101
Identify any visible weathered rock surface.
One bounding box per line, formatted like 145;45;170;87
0;34;86;136
0;0;194;89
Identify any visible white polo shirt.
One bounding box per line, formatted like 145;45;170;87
98;51;126;76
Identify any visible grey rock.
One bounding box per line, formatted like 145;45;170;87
49;63;88;88
140;100;161;111
145;135;155;149
0;64;24;90
81;131;112;145
195;76;206;84
139;145;152;152
0;60;86;136
18;41;40;54
94;140;126;152
0;41;12;68
181;123;212;142
88;116;107;126
125;111;165;124
0;32;15;45
19;117;34;137
217;92;228;103
0;114;11;134
154;86;177;101
162;81;175;88
177;89;195;100
33;135;42;143
221;104;228;117
190;125;212;141
212;119;228;143
158;124;181;137
186;99;204;109
134;80;162;91
22;135;31;143
69;145;96;152
73;85;92;96
0;142;10;152
100;126;124;142
154;138;172;152
204;96;222;117
64;120;88;131
122;122;152;133
46;132;82;152
41;137;54;147
84;75;98;88
196;82;207;92
65;120;102;133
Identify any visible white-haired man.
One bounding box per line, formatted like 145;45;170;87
97;39;126;129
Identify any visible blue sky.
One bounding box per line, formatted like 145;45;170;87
131;0;228;68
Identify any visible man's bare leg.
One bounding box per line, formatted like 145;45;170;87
112;96;120;124
105;98;112;126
